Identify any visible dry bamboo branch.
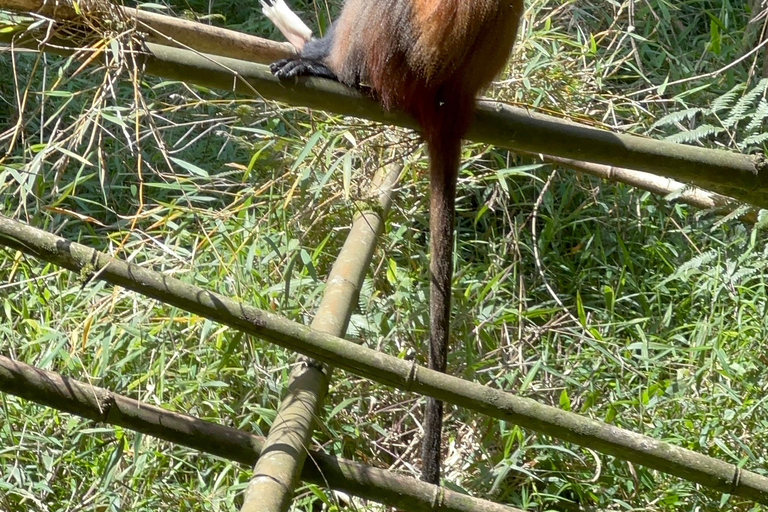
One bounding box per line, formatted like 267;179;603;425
1;213;767;504
243;165;402;512
0;0;296;63
541;155;761;223
0;354;523;512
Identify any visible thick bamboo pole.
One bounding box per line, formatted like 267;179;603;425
132;42;767;209
1;213;767;505
241;165;402;512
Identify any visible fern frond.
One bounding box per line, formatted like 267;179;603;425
713;204;753;229
711;83;746;113
729;267;758;286
739;131;768;149
665;124;724;144
651;108;704;130
661;249;718;285
723;79;768;127
745;99;768;132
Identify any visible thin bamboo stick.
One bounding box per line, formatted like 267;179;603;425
540;155;760;223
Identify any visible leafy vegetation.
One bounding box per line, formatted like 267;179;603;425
1;0;768;510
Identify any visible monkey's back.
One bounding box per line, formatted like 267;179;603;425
327;0;523;131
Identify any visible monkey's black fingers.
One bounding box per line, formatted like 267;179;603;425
272;59;306;78
270;59;293;75
271;58;338;80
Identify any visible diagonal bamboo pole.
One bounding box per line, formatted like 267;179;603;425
241;165;402;512
1;214;767;504
0;14;765;208
0;354;524;512
536;155;761;224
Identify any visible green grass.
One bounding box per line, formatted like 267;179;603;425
2;0;768;510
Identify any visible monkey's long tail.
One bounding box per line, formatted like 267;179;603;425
421;118;462;485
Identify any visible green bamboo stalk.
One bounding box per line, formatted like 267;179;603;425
1;213;767;504
0;354;524;512
0;20;765;208
242;165;402;512
136;42;767;210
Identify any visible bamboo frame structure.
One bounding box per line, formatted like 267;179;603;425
1;214;767;505
2;2;768;509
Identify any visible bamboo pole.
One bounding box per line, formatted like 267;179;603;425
132;43;767;209
242;165;402;512
539;156;760;224
0;7;766;208
1;213;767;504
0;354;524;512
123;44;768;210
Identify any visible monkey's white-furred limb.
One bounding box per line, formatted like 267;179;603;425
261;0;313;51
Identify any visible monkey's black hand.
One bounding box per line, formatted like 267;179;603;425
270;58;338;80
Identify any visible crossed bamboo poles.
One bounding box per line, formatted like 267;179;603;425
1;3;768;510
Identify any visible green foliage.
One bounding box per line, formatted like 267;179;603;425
652;79;768;150
2;0;768;511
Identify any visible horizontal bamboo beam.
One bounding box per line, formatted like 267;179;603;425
131;43;767;208
1;213;767;505
0;354;522;512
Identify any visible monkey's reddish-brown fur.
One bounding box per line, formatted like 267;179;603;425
326;0;523;484
328;0;521;119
